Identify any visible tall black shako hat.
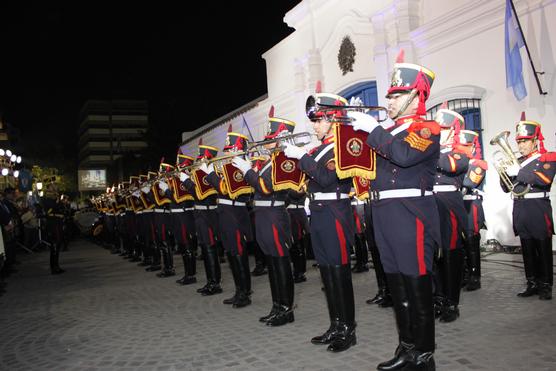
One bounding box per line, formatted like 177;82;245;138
223;124;249;152
386;49;435;115
265;105;296;139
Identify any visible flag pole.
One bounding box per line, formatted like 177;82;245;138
242;115;255;142
509;0;547;95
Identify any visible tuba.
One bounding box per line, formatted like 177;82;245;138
489;130;530;196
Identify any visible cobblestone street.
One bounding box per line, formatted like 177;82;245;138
0;239;554;371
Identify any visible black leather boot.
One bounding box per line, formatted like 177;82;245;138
50;244;65;275
157;242;176;277
377;274;413;371
517;238;539;297
311;265;339;345
352;234;369;273
439;249;464;323
201;244;223;296
291;240;307;283
259;256;280;323
251;241;267;276
327;265;356;352
223;252;240;305
403;274;436;371
197;244;211;293
537;239;553;300
367;239;391;306
146;243;162;272
232;253;252;308
465;234;481;291
266;256;295;326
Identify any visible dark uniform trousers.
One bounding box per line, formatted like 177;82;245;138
351;201;369;273
505;152;555;300
287;203;310;282
366;115;441;366
244;162;294;326
171;205;197;284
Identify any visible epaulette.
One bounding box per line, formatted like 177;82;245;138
407;120;441;136
540;152;556;162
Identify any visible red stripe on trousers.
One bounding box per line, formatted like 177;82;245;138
161;224;166;241
472;204;479;234
297;221;302;240
150;222;156;241
236;230;243;256
335;220;348;265
449;211;458;250
416;218;426;275
181;223;187;245
208;227;215;246
272;224;285;256
544;213;552;238
354;210;362;234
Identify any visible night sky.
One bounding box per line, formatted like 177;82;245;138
0;2;300;170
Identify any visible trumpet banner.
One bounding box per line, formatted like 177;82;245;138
171;175;194;203
334;124;376;180
130;195;144;212
353;176;370;201
140;193;155;210
152;181;172;206
221;163;252;199
271;152;305;192
192;169;218;200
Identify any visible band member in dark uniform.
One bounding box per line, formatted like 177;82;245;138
351;51;439;370
173;152;198;285
350;192;369;273
287;188;310;283
499;114;555;300
204;127;253;307
232;114;295;326
180;141;222;296
284;92;356;352
433;107;469;323
42;177;66;274
143;171;162;272
459;130;487;291
248;156;268;277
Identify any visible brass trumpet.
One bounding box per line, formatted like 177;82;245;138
248;132;316;153
490;130;530;196
305;94;388;122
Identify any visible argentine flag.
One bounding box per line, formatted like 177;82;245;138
505;0;527;101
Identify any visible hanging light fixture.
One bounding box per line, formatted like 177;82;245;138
13;170;19;178
5;150;12;157
1;168;9;176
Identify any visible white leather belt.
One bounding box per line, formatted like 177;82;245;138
194;205;218;210
311;192;350;201
463;195;482;200
370;189;433;201
512;192;550;200
154;209;166;213
433;185;459;193
218;199;246;207
142;209;154;213
254;200;285;207
287;204;305;209
169;208;194;213
135;210;143;214
351;199;365;206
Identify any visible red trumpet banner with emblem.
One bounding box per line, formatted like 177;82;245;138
353;176;370;200
221;162;253;199
152;181;172;206
170;175;194;203
271;151;306;191
334;124;376;180
192;169;218;200
140;192;155;210
130;195;144;212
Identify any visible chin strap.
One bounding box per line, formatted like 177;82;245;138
392;89;418;120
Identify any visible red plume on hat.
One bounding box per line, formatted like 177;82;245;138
228;124;233;132
315;80;322;93
198;137;203;145
440;101;448;109
268;105;275;118
396;49;405;63
520;111;526;121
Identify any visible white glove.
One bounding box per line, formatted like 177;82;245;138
506;164;520;177
348;111;379;133
159;181;168;192
232;156;252;174
132;190;141;197
179;172;189;182
198;162;209;174
283;143;306;160
141;185;151;194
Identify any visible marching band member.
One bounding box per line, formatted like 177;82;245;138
459;130;487;291
351;50;439;370
173;152;198;286
232;113;295;327
144;171;162;272
41;177;66;274
433;107;469;323
248;156;268;277
500;114;555;300
180;140;222;296
203;127;254;307
286;187;310;283
284;93;357;352
138;173;157;269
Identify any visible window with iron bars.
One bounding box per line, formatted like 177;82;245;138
427;98;483;152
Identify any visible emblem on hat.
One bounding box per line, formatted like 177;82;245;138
346;138;363;157
281;159;296;173
391;68;403;87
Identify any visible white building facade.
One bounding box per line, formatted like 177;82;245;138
181;0;556;246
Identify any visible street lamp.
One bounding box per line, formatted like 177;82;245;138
1;168;8;176
36;182;43;190
13;170;19;178
6;150;12;157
